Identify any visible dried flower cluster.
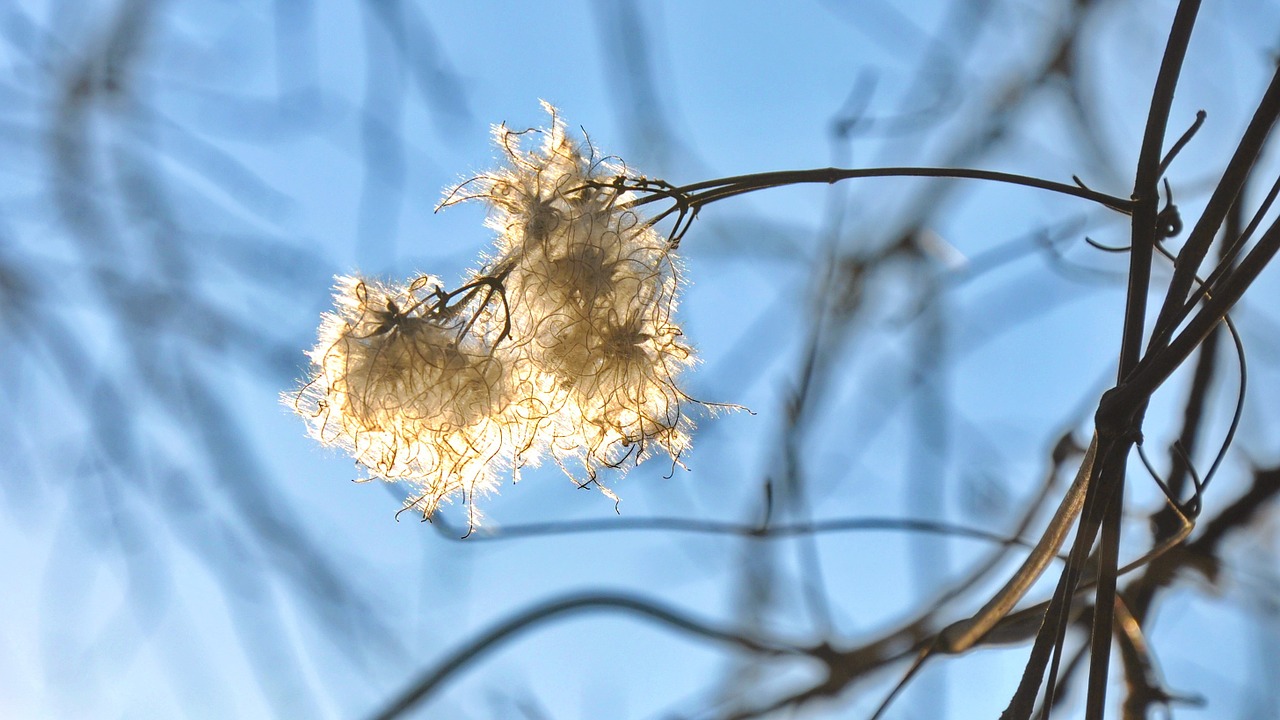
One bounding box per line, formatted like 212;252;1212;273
292;103;707;522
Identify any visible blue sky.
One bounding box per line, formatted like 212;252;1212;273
3;1;1279;718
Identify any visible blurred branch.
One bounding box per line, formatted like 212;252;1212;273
367;591;808;720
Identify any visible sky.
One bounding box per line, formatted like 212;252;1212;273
2;1;1280;718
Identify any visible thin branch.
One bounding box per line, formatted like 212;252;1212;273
1148;62;1280;352
1115;213;1280;408
622;166;1134;213
433;514;1043;549
367;592;805;720
1157;110;1207;177
1054;4;1203;718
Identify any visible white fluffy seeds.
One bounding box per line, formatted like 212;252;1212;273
292;103;705;522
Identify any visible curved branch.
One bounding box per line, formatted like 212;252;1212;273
367;591;805;720
623;166;1134;214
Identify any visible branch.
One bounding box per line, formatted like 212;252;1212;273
624;166;1134;214
432;513;1047;549
1147;63;1280;351
366;591;805;720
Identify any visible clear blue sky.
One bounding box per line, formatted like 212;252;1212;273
3;1;1279;718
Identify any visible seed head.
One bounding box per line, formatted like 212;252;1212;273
452;102;699;481
294;276;507;518
294;104;716;523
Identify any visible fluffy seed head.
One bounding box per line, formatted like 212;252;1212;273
453;102;698;479
294;103;714;522
294;276;507;518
